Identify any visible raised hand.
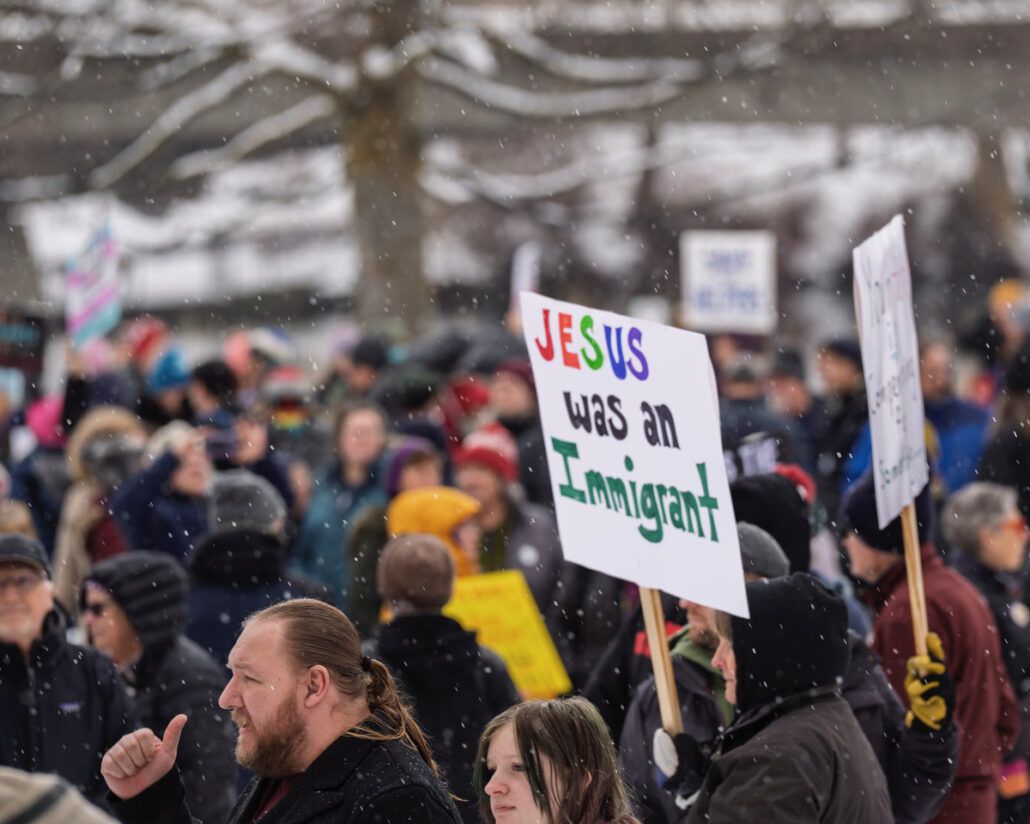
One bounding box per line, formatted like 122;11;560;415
101;714;187;799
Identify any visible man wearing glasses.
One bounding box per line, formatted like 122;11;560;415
0;533;136;808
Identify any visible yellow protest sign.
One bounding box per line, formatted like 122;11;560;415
444;569;571;699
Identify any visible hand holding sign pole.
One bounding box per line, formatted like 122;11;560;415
520;292;746;734
853;216;930;658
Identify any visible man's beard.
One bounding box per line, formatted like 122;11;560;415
233;696;309;778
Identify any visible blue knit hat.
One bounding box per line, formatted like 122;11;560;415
147;348;190;394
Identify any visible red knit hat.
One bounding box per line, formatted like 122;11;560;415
453;424;519;482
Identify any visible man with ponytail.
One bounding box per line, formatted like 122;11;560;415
100;598;461;823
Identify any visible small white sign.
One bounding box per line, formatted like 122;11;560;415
521;292;748;617
681;230;776;334
853;215;928;528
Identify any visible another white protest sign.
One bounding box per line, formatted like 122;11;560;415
853;215;928;528
521;292;748;617
681;230;776;334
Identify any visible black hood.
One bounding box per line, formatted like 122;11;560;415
731;573;849;714
375;614;481;679
189;529;290;586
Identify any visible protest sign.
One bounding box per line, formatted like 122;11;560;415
852;215;928;529
66;226;120;348
0;309;45;374
443;569;571;700
681;230;776;334
853;214;930;655
520;291;747;617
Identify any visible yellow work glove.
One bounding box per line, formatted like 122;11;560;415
904;632;955;733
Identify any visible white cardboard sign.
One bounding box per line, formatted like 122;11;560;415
521;292;748;617
681;230;776;334
852;215;928;528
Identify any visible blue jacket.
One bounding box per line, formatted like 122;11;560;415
925;396;989;493
290;464;385;610
110;452;209;563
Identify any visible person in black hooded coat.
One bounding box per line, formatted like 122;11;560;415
82;551;236;823
365;534;520;824
185;470;328;667
687;574;892;823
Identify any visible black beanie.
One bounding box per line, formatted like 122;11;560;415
730;474;811;573
840;470;934;554
731;573;849;713
84;552;188;648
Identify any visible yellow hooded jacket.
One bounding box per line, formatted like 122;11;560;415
386;486;481;577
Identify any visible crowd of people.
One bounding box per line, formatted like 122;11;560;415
2;277;1030;823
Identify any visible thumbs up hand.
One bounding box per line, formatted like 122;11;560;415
101;714;188;799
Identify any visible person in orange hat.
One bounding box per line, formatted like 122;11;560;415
385;486;482;577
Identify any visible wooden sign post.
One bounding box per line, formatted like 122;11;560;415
901;503;929;657
640;586;684;735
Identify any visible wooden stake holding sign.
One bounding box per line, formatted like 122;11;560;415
901;503;929;658
853;215;932;660
640;587;684;734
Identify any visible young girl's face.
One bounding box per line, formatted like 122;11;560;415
484;723;552;824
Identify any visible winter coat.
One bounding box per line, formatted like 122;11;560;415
365;614;521;824
0;611;137;808
551;564;625;688
582;595;685;743
497;413;552;508
845;632;957;824
10;445;70;554
620;630;955;824
869;544;1021;823
111;724;463;824
686;687;892;823
187;530;329;666
128;636;236;824
482;496;563;613
110;451;209;563
925;396;990;494
291;462;385;610
978;429;1030;519
719;397;812;480
0;767;118;824
808;389;868;527
620;634;728;823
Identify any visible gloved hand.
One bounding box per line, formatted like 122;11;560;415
653;728;708;800
904;631;955;733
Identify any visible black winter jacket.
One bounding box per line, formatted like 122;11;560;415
186;530;329;666
0;612;136;807
620;631;955;824
687;687;892;824
112;728;462;824
365;615;520;824
129;636;236;824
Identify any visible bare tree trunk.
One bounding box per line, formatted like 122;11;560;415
345;1;428;331
969;131;1016;253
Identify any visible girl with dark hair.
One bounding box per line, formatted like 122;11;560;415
475;697;640;824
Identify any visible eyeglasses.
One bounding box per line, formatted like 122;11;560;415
0;574;43;595
82;602;110;618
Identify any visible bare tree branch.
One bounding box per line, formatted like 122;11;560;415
419;56;684;119
90;60;263;189
171;94;337;179
481;27;705;84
